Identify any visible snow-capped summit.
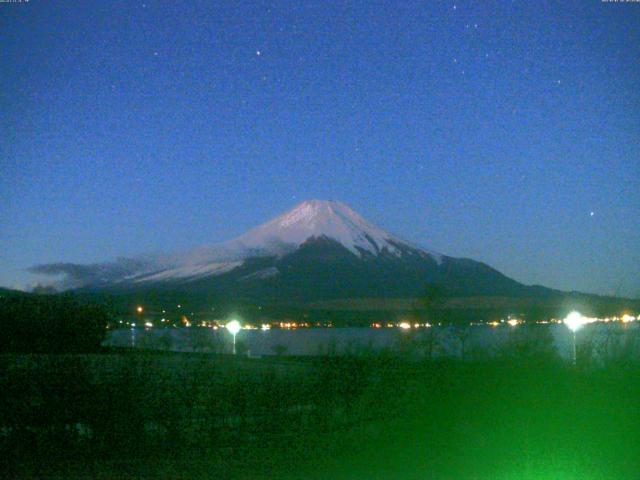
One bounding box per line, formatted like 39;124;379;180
233;199;412;257
161;199;442;269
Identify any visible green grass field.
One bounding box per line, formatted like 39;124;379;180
1;343;639;479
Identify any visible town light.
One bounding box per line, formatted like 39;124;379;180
621;314;635;324
226;320;241;354
136;306;143;313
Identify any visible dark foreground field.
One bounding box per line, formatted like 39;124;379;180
1;336;639;479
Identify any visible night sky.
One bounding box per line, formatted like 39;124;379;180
1;1;639;297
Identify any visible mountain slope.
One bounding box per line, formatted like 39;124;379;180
33;199;555;303
123;199;443;285
133;235;545;302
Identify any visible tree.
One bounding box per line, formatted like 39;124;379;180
409;283;445;359
272;344;288;356
453;325;471;359
418;327;439;359
184;327;215;352
496;324;559;364
0;294;109;353
415;283;445;325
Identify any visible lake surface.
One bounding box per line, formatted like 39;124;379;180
104;322;639;360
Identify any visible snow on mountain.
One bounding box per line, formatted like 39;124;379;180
33;200;443;288
128;200;443;283
131;261;243;283
233;200;418;257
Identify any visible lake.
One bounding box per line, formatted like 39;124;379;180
103;322;639;360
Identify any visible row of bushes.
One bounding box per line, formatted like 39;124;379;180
0;294;109;353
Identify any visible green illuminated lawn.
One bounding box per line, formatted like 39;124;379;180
1;346;638;479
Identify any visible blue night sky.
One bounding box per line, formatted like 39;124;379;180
1;1;639;297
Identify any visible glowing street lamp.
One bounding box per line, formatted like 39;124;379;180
226;320;241;355
564;311;586;365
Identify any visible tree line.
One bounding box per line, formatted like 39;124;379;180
0;293;110;353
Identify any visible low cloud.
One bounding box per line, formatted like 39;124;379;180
28;257;150;290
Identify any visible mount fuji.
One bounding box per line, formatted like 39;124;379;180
30;199;638;321
32;199;549;302
127;199;446;285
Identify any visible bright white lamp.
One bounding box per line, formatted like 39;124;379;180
226;320;241;354
564;311;585;333
564;311;585;365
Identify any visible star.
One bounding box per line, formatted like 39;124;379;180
256;50;262;56
590;211;595;217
